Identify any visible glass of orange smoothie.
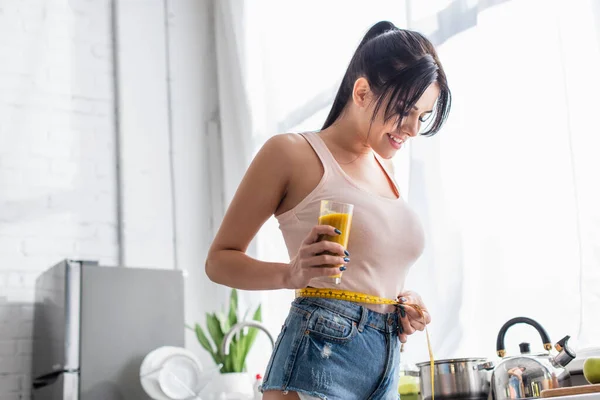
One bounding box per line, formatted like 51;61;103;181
317;200;354;284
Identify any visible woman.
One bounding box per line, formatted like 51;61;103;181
206;20;451;399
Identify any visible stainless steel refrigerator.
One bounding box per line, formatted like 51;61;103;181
31;259;185;399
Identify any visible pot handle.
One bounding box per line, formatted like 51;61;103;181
496;317;552;358
477;361;495;371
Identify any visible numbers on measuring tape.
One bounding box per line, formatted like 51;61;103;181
296;288;398;305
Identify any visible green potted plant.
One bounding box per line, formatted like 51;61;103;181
188;289;262;395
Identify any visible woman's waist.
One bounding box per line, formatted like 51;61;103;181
301;281;401;314
308;264;404;299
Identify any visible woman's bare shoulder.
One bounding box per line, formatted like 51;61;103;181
264;132;309;150
259;132;314;162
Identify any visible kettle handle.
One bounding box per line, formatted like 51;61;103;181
496;317;552;357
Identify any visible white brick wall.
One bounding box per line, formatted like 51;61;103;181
0;0;117;397
1;0;226;397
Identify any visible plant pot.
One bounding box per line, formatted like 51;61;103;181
202;372;254;399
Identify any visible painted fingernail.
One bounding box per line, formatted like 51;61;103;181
334;228;342;235
344;250;350;256
400;297;408;303
343;257;350;262
399;305;406;318
339;266;347;271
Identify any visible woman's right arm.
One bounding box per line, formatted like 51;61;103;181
205;134;347;290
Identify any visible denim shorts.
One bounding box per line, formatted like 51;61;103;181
260;297;401;399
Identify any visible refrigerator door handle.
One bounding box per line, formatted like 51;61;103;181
33;369;78;389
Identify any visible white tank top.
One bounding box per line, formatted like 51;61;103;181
275;132;425;312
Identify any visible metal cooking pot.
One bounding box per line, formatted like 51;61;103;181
416;358;492;400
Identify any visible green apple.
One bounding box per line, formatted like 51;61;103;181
583;357;600;384
398;375;420;395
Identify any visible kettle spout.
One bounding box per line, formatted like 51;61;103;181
552;335;576;367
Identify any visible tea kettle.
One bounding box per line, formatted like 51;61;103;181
481;317;576;400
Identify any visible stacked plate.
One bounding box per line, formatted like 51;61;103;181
140;346;219;400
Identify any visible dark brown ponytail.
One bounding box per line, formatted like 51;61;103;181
322;21;451;137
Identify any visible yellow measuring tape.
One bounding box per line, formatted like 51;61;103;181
296;288;435;400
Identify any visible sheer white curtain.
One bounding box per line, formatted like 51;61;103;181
404;0;600;364
211;0;600;372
